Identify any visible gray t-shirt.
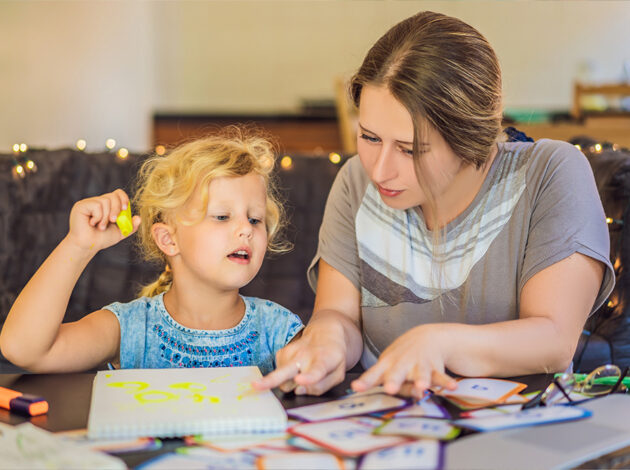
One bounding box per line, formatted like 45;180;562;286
307;139;615;368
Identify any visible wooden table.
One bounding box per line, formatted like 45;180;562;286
0;371;556;468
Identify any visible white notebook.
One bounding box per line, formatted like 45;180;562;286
87;366;287;439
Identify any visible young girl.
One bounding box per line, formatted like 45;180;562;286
0;131;304;374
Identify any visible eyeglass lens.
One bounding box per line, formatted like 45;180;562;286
542;373;576;406
581;364;622;396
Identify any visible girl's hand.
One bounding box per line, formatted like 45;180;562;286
253;326;348;396
66;189;140;252
351;324;458;399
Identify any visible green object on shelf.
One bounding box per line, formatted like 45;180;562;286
504;108;552;124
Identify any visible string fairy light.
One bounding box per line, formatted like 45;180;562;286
9;142;37;180
25;159;37;172
76;139;87;151
328;152;341;164
105;138;116;150
280;155;293;170
11;161;25;180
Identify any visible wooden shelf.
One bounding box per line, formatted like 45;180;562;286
572;82;630;119
153;113;343;155
514;116;630;149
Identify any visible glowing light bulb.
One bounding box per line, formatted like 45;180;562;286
280;156;293;169
19;143;28;152
606;217;613;224
574;144;582;151
76;139;87;151
117;148;129;159
105;138;116;150
329;152;341;164
12;143;20;153
25;159;37;172
12;164;26;180
594;143;602;152
155;145;166;156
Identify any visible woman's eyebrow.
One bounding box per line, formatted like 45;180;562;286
358;123;417;146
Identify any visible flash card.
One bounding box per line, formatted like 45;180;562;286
384;398;450;419
458;403;523;419
374;417;460;440
342;385;386;399
187;431;288;452
288;417;408;457
359;440;444;470
288;393;408;422
287;436;328;452
438;378;526;409
137;447;257;469
453;405;592;432
257;451;345;470
57;429;161;453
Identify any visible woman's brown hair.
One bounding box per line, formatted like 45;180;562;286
350;11;503;172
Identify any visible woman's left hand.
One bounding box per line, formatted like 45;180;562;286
350;324;458;398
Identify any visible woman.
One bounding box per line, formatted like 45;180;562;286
254;11;614;397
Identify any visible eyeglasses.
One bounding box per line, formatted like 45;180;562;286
522;364;629;410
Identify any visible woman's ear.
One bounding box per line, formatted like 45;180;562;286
152;223;179;256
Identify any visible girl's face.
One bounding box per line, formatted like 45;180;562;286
172;173;268;292
357;84;464;211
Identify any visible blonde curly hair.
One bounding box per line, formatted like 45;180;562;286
134;128;290;297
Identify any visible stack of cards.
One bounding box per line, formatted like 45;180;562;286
436;378;527;409
132;379;592;470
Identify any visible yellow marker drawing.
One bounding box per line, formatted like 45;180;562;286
107;381;149;392
189;393;221;404
134;390;178;404
209;373;230;384
116;205;133;237
236;386;260;401
169;382;207;392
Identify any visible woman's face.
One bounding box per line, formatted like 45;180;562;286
357;84;464;211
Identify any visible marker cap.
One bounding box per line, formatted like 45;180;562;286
116;206;133;237
10;394;49;416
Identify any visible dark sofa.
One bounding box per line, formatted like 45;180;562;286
0;149;342;372
1;140;628;373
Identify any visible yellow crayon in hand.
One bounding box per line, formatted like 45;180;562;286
116;206;133;237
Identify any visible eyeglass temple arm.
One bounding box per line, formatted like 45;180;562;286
521;391;543;410
553;377;574;403
611;366;630;394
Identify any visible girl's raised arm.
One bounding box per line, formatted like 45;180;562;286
0;189;140;372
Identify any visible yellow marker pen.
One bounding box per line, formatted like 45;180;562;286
116;205;133;237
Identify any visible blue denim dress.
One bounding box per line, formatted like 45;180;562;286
103;293;303;375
